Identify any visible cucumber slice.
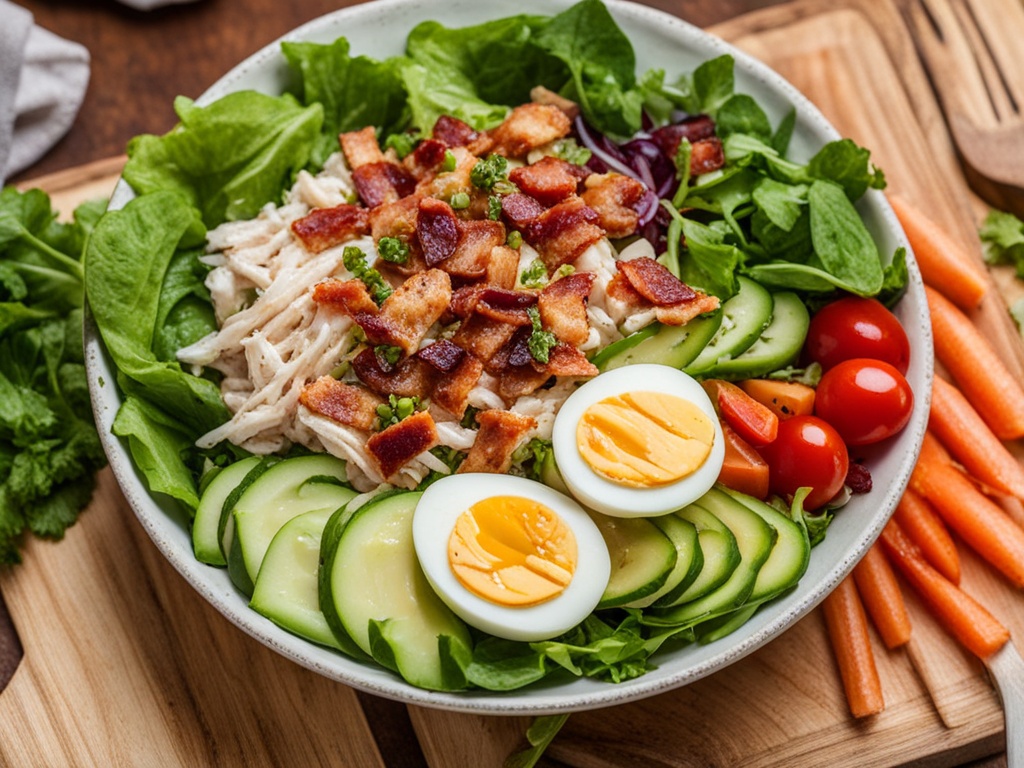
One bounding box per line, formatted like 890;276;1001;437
250;507;343;650
684;276;773;375
592;513;678;609
233;455;356;589
694;603;759;644
592;313;722;372
656;504;740;607
623;514;702;609
218;456;277;563
321;491;472;691
192;456;260;566
648;490;776;627
704;291;809;380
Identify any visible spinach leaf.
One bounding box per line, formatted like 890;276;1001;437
807;179;883;295
806;138;886;200
716;93;772;142
398;60;512;134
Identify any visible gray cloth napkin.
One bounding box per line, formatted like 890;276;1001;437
0;0;90;184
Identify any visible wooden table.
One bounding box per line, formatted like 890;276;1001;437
5;0;1023;766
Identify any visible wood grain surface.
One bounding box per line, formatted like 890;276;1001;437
3;0;1024;766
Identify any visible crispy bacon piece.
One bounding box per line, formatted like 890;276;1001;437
353;162;417;208
474;287;537;326
617;257;696;306
490;326;534;371
486;245;520;290
312;278;379;316
432;353;484;418
457;409;537;475
650;115;717;158
690;137;725;177
417;197;460;267
542;343;599;378
340;126;385;168
654;292;720;326
369;195;426;275
529;86;580;120
538;272;594;346
487;103;572;158
366;410;439;480
403;138;448;179
452;313;519;363
500;193;546;231
496;365;553;401
526;197;604;271
416;339;466;373
606;271;648;312
442;219;506;279
299;377;383;431
509;156;584;207
432;115;479;148
356;268;451;355
449;285;484;319
580;173;646;239
291;204;369;253
352;348;438;398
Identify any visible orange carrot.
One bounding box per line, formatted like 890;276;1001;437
925;285;1024;440
917;429;951;466
879;520;1009;659
737;378;815;420
852;542;912;649
821;575;885;718
889;194;987;310
717;421;770;499
910;445;1024;587
893;488;960;584
928;375;1024;500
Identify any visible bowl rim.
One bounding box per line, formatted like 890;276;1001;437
85;0;933;715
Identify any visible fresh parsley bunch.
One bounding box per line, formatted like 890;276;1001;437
0;187;108;564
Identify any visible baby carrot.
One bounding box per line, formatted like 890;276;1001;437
889;194;987;310
852;542;912;649
928;376;1024;500
880;520;1009;659
893;488;960;584
925;285;1024;440
821;575;885;718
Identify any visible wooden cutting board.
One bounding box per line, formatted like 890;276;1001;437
4;0;1022;765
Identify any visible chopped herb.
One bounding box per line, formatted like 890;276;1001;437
343;245;392;305
384;132;418;159
442;149;457;173
554;264;576;280
459;405;480;429
377;236;409;264
520;258;548;288
526;306;558;364
487;195;502;221
376;394;422;429
450;191;471;210
507;230;523;249
373;343;403;370
550;137;592;166
470;154;509;191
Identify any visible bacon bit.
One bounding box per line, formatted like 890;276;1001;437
541;343;599;378
352;348;438;398
497;365;553;401
529;86;580;120
847;462;873;494
618;257;696;306
340;126;385;169
441;219;506;279
606;271;649;311
416;339;466;373
475;287;537;326
299;377;383;431
449;285;485;319
312;278;379;316
526;197;604;271
433;115;479;148
538;272;594;346
509;156;584;207
690;137;725;177
432;354;484;418
370;194;420;240
366;410;439;480
291;204;369;253
501;193;546;230
353;162;417;208
458;409;537;475
452;313;519;363
654;292;720;326
580;173;646;239
486;245;520;290
372;268;452;355
403;138;448;179
650;115;717;158
418;197;461;267
488;103;572;158
491;326;534;370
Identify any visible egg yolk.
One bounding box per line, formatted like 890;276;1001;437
576;391;715;487
447;495;577;607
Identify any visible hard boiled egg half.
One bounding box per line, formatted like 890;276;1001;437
552;364;725;517
412;474;611;642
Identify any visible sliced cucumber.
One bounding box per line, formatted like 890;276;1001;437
218;456;276;564
694;603;759;644
623;514;702;609
684;276;773;375
703;291;809;380
321;491;472;691
193;456;260;566
592;313;722;372
592;513;678;609
250;507;343;651
233;454;356;589
657;504;740;607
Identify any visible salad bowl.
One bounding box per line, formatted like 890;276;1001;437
84;0;932;714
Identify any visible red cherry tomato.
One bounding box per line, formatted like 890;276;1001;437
814;358;914;446
758;415;849;510
805;297;911;374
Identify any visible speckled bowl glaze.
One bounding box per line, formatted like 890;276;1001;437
85;0;932;715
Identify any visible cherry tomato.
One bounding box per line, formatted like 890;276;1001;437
805;297;910;374
814;358;914;446
758;415;849;510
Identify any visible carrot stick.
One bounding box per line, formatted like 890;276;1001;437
910;445;1024;587
893;488;960;584
821;575;885;718
852;542;912;649
879;520;1009;659
917;428;951;466
717;421;770;499
889;194;987;310
928;376;1024;499
925;285;1024;440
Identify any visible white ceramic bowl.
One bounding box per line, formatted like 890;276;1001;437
85;0;932;715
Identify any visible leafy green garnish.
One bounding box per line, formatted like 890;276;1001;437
549;138;591;166
504;715;570;768
519;259;548;289
980;209;1024;277
343;246;392;305
526;306;557;364
470;154;510;191
376;394;422;429
373;344;403;370
376;236;410;265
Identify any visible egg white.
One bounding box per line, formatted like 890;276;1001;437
552;364;725;518
412;474;611;642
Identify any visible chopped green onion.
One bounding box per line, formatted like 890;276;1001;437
487;195;502;221
470;154;509;191
377;236;410;264
442;149;457;173
385;132;418;159
374;344;403;370
507;230;523;249
450;191;471;210
550;138;592;166
526;306;558;365
519;259;548;289
343;246;392;305
376;394;422;430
